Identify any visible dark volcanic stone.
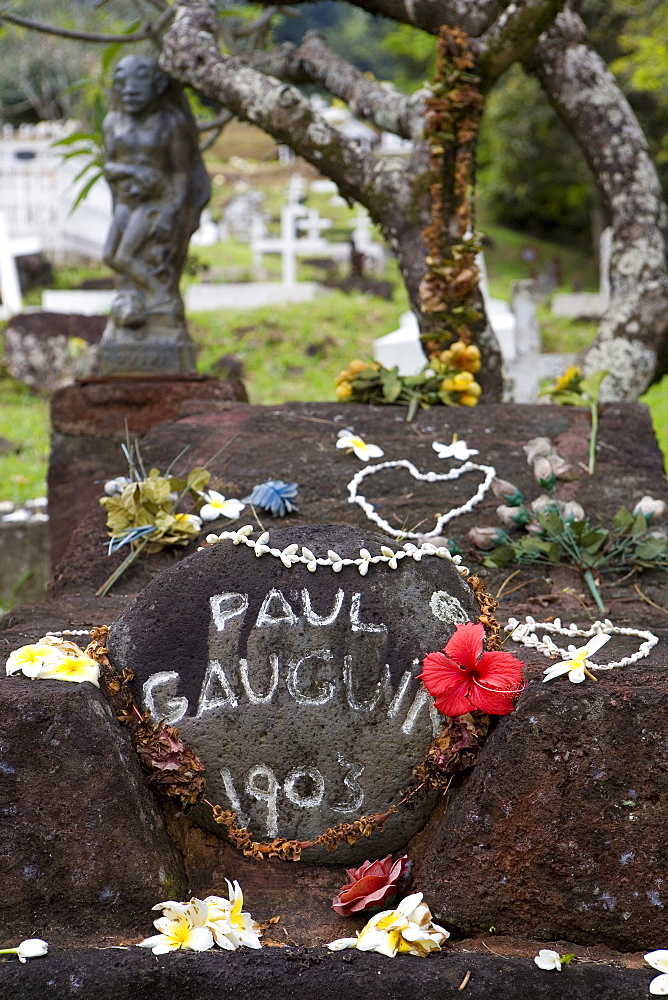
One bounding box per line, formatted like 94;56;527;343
0;674;187;943
414;638;668;951
37;400;668;951
0;946;651;1000
107;523;479;862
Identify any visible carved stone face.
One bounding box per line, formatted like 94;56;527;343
112;55;167;115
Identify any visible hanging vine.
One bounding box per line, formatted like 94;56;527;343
419;26;484;357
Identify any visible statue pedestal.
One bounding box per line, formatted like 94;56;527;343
97;338;198;376
48;374;247;569
98;298;199;376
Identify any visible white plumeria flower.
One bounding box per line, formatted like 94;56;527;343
199;491;246;522
37;654;100;688
0;938;49;963
5;639;100;687
139;897;214;955
432;436;478;461
208;880;262;951
645;950;668;995
534;948;562;971
327;893;448;958
5;643;65;678
336;430;384;462
543;633;611;684
202;895;236;951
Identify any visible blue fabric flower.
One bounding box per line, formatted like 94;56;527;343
107;524;157;555
243;480;299;517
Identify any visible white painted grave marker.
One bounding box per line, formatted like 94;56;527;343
109;524;478;860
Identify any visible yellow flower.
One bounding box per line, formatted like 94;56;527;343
336;359;374;387
5;643;64;679
543;634;611;683
553;365;581;392
336;381;353;400
347;359;372;375
139;898;214;955
442;371;474;393
38;654;100;687
456;344;482;373
327;893;449;958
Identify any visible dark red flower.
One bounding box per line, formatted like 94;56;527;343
419;622;524;717
332;854;409;916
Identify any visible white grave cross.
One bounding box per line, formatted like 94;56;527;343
0;211;39;318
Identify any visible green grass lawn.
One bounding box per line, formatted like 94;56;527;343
191;289;406;404
0;376;50;504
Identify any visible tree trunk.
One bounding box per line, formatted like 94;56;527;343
525;6;668;399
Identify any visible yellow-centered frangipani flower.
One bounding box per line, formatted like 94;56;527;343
199;491;245;523
139;898;214;955
336;429;384;462
543;633;611;684
205;881;262;950
432;435;479;461
5;635;99;687
37;654;100;688
327;893;449;958
5;643;65;679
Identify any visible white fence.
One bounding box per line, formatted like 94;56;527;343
0;122;111;262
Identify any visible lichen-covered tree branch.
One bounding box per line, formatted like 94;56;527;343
523;4;668;399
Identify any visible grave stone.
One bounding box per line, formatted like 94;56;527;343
551;226;613;319
107;523;480;862
220;189;265;242
4;312;105;391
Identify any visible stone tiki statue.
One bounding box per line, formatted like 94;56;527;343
98;55;211;376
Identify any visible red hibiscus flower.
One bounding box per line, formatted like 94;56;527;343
332;854;409;916
419;622;524;717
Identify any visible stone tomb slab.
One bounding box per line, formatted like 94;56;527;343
107;523;479;862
